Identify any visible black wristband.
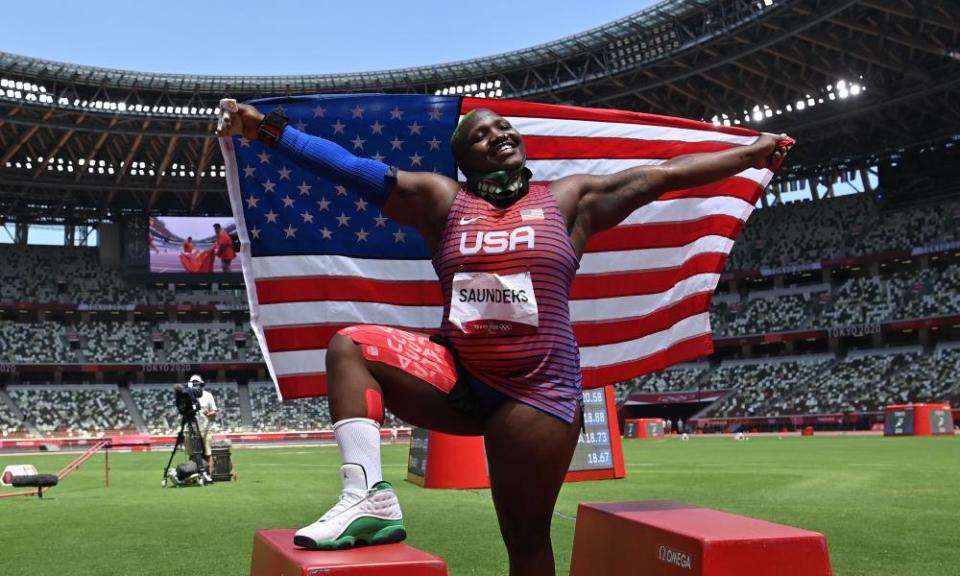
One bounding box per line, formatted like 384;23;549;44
257;111;288;147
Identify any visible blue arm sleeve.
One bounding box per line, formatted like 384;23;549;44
275;126;395;207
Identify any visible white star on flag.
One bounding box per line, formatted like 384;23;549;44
249;226;261;239
408;121;423;135
316;197;331;211
336;212;352;227
351;135;366;150
257;151;271;164
374;213;388;227
281;195;296;208
351;105;365;119
389;106;404;120
297;181;312;196
293;119;308;131
355;198;368;211
409;152;424;167
370;120;384;135
427;137;441;151
264;209;279;224
320;226;333;239
393;229;407;243
243;164;256;178
277;166;292;180
261;179;276;193
335;185;348;196
300;211;315;224
389;137;404;150
312;105;326;118
245;195;259;209
332;120;346;134
283;224;298;238
429;107;443;120
355;228;369;242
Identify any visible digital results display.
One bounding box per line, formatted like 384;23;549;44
885;409;914;435
928;409;952;434
149;216;237;274
568;387;615;471
407;427;430;481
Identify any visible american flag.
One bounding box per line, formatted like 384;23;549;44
220;94;776;400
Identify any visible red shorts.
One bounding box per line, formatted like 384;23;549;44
338;325;458;394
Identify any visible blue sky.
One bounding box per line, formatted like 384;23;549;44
1;0;655;75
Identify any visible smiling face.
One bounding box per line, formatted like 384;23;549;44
453;109;526;175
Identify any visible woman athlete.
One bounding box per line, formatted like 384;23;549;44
219;102;790;576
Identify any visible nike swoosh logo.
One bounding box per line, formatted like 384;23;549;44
459;217;483;225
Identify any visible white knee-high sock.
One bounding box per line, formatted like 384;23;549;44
333;417;382;490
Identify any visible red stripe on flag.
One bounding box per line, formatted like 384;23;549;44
462;97;758;138
523;135;736;160
256;277;442;305
580;333;714;390
585;215;745;252
657;177;763;202
277;373;328;399
264;324;440;353
571;253;728;299
573;292;714;347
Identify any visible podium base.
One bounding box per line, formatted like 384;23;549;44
570;501;832;576
251;529;448;575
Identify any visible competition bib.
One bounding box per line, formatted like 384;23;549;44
449;271;539;335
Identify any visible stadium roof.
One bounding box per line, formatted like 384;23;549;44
0;0;958;220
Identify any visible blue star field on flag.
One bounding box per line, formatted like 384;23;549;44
232;94;461;259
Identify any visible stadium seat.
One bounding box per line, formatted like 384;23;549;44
570;501;832;576
250;529;447;576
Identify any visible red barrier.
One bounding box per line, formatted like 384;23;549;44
570;501;832;576
250;529;447;576
624;418;666;438
407;431;489;489
884;403;954;436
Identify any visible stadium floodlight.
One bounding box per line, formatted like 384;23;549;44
850;85;861;95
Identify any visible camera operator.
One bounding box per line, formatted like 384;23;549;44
184;374;219;482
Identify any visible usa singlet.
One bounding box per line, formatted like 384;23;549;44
432;184;582;422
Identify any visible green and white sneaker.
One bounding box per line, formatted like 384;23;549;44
294;463;406;550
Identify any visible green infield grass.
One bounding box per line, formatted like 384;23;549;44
1;434;957;575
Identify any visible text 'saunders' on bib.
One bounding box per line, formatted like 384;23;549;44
449;271;539;335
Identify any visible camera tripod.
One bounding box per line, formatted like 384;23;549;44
161;415;210;487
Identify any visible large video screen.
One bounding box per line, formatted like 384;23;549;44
149;216;238;274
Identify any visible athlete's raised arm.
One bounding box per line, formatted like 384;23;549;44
219;102;459;248
553;133;792;255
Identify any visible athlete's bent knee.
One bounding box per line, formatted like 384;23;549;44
326;331;363;366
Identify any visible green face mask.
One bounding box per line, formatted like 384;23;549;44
465;165;533;206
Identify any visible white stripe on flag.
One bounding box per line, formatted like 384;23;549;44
570;273;720;318
271;349;328;377
251;254;437;282
621;196;755;226
579;312;711;368
259;300;444;328
528;159;772;184
506;116;758;145
579;236;735;275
